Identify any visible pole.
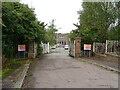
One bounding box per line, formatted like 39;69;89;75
89;50;90;57
105;40;108;53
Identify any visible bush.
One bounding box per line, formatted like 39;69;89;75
37;45;43;55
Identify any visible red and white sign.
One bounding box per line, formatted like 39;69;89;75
18;45;26;51
84;44;91;50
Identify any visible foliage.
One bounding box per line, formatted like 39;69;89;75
0;68;14;78
11;57;30;63
79;2;117;43
37;45;43;55
107;25;120;40
45;20;58;45
107;2;120;40
69;29;80;42
69;2;119;44
2;2;46;58
1;57;31;78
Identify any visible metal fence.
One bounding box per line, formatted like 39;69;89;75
106;40;120;53
93;40;119;54
93;42;106;54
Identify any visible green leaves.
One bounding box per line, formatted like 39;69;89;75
2;2;47;58
78;2;118;43
45;20;58;45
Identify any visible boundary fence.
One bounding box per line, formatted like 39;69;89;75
93;40;120;55
41;42;50;54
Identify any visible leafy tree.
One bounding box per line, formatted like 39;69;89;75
45;20;58;45
78;2;117;43
107;2;120;40
2;2;46;58
107;26;120;40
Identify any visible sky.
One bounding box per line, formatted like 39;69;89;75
20;0;83;33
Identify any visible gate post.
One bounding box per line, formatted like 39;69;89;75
28;40;36;58
93;42;95;53
105;40;108;53
75;37;81;57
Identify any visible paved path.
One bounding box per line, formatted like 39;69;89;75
23;48;118;88
82;57;118;70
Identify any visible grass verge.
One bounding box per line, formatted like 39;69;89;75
1;57;32;78
49;51;60;53
0;68;14;78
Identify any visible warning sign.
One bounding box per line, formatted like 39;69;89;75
84;44;91;50
18;45;26;51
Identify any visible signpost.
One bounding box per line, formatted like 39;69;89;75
18;45;26;51
84;44;91;50
18;45;26;58
84;44;91;57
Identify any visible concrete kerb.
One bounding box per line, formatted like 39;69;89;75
13;63;30;88
78;58;120;73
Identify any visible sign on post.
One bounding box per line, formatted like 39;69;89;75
84;44;91;50
84;44;91;57
18;45;26;51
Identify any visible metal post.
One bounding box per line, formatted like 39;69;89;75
84;51;85;57
89;50;90;57
24;51;26;58
18;51;20;58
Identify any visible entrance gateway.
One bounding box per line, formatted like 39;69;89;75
69;37;81;57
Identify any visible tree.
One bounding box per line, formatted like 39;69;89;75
45;20;58;45
107;2;120;40
2;2;46;58
78;2;117;43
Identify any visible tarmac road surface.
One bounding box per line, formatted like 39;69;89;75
23;48;118;88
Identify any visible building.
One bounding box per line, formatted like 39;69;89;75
55;33;69;47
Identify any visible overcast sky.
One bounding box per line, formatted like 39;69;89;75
20;0;83;33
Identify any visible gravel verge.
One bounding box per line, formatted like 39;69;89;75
80;57;119;73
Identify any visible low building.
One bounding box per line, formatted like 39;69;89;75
55;33;69;47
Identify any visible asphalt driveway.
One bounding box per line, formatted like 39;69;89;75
23;48;118;88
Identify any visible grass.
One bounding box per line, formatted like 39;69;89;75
50;51;60;53
11;57;31;63
0;68;15;78
108;52;120;55
1;57;32;78
25;73;31;77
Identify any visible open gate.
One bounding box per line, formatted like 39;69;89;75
69;37;81;57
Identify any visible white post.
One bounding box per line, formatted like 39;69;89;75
45;44;46;53
105;40;108;53
48;42;50;53
93;42;95;52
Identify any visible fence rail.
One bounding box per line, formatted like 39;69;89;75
106;40;119;53
93;40;120;55
93;42;106;54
